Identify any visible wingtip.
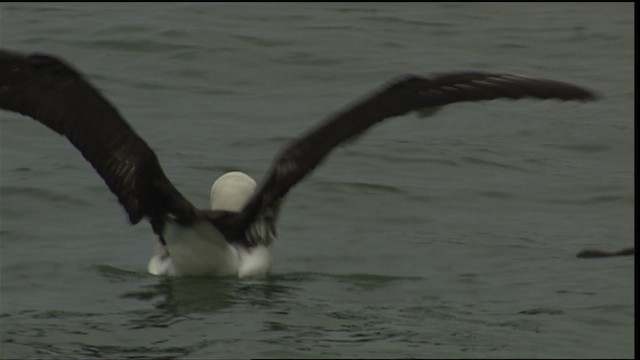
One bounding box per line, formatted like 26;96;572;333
569;82;601;102
28;52;81;77
582;88;602;102
0;48;82;78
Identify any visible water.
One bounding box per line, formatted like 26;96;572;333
0;3;634;358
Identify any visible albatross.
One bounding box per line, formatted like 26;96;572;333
0;48;599;278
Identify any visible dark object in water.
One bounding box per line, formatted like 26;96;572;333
576;247;634;259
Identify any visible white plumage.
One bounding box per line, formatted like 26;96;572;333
148;171;272;278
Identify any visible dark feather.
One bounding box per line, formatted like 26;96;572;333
235;72;599;235
0;49;195;231
0;49;599;247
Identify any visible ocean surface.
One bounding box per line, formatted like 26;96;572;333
0;3;634;359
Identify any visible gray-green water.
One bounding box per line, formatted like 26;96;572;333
0;3;634;359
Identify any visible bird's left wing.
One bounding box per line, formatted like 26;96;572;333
230;72;599;244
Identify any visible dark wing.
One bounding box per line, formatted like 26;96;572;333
235;72;599;236
0;49;196;231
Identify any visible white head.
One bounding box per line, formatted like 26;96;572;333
210;171;256;212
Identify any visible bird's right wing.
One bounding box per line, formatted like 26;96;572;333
0;49;196;230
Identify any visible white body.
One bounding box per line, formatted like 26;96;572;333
147;171;272;278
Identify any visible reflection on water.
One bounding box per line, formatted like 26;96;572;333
117;268;423;317
121;276;294;317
